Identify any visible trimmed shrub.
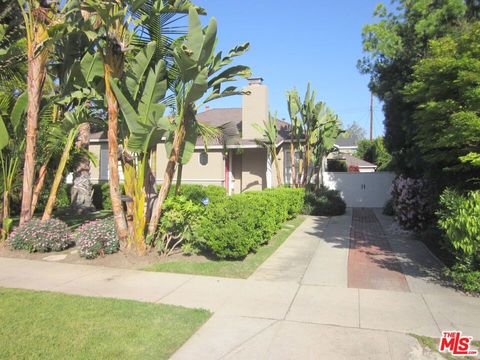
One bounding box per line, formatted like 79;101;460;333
303;186;346;216
74;217;119;259
9;219;73;252
391;176;432;231
156;196;203;256
195;188;304;259
196;195;258;259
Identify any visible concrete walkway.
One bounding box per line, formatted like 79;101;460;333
0;210;479;359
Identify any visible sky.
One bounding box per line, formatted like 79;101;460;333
193;0;385;138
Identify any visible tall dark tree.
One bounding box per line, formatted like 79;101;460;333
359;0;469;178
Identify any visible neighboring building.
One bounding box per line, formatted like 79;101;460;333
89;78;292;194
334;133;361;154
327;153;377;173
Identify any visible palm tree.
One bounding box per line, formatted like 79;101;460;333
254;112;283;186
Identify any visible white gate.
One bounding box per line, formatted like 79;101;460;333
323;172;395;208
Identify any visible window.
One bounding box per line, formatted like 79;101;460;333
199;152;208;166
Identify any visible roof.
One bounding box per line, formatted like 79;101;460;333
335;133;361;148
328;153;376;168
91;107;289;148
197;108;290;146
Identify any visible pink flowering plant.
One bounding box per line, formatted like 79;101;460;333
74;218;119;259
8;219;73;253
391;176;432;231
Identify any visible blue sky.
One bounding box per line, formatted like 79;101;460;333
194;0;385;137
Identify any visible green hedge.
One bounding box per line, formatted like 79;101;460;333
303;186;346;216
195;188;304;260
176;184;226;204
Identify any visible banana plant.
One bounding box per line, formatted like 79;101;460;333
311;109;344;188
80;0;140;243
81;0;198;246
286;88;302;187
0;93;27;240
253;112;283;186
17;0;72;225
147;7;251;238
109;41;170;252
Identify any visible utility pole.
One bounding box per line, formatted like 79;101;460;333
370;92;374;141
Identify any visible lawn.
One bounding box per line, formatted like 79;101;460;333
10;208;113;230
0;288;211;360
146;215;306;278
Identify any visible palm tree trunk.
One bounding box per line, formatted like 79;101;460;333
290;141;296;187
42;127;77;220
103;53;129;244
31;161;48;214
71;122;95;213
147;125;185;237
19;49;47;225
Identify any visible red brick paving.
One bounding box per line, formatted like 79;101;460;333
348;208;410;292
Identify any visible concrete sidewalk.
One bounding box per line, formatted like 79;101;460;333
1;211;479;359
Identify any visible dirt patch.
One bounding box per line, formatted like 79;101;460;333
0;242;209;270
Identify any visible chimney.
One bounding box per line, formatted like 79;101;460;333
242;77;268;139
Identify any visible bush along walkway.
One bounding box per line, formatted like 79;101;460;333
1;209;479;359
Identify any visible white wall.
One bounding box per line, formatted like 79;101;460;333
323;172;395;208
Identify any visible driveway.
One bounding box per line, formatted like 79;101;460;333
0;209;478;359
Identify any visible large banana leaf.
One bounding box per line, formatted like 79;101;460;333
10;92;27;135
109;56;169;153
178;120;198;165
186;7;203;61
0;115;8;150
125;42;157;101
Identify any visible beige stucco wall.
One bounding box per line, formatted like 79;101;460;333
231;151;242;194
89;143;101;183
241;148;267;192
155;143;225;187
242;83;268;140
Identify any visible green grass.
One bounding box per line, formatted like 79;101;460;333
146;215;306;278
53;207;113;229
410;334;479;360
0;288;211;360
10;208;112;230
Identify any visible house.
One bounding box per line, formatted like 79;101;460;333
327;153;377;173
88;78;377;193
90;78;294;194
334;133;360;154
